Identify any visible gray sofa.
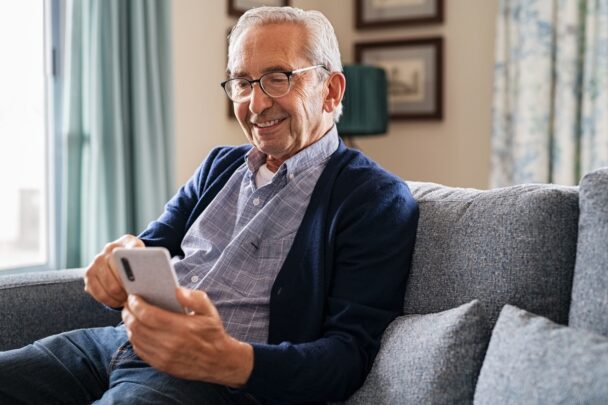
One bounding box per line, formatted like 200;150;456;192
2;167;607;404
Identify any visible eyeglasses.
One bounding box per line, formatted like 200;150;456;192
220;65;329;103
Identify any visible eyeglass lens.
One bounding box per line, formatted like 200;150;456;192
226;72;291;101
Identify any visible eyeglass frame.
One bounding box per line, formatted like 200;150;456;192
220;64;330;103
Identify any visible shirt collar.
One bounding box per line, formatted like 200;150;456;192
244;125;339;180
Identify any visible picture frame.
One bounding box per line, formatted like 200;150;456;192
228;0;291;18
356;0;444;29
355;37;443;120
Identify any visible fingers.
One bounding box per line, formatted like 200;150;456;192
124;291;223;338
117;234;145;249
84;254;125;307
122;300;160;342
176;288;220;319
103;251;128;301
121;305;169;369
83;234;145;307
85;269;124;308
125;294;182;330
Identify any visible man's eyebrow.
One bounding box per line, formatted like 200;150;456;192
261;65;291;74
229;65;292;78
228;70;244;78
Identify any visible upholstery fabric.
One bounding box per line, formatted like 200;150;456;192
346;300;489;405
474;304;608;404
404;181;579;333
0;269;120;350
569;167;608;336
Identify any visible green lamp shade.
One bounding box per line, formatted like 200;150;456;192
337;64;388;136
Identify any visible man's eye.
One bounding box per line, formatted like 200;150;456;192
230;80;250;93
270;78;287;84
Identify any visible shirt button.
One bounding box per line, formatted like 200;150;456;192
253;197;261;206
191;275;200;283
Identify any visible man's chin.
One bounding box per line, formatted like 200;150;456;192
254;142;293;160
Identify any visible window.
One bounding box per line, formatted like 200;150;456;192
0;1;49;271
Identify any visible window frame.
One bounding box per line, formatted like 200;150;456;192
1;0;62;275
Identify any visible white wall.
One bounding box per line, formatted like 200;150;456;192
171;0;498;189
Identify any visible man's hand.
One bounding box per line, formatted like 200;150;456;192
121;287;254;388
84;234;145;308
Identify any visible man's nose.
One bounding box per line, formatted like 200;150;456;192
249;83;273;114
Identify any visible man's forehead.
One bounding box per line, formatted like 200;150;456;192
228;23;307;76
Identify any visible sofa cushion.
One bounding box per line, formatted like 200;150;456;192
0;269;121;350
474;304;608;404
346;300;489;405
569;167;608;336
404;181;578;333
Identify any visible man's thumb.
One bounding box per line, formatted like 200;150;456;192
176;287;218;317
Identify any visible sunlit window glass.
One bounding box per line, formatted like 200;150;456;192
0;2;47;270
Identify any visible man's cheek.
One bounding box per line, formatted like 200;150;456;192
235;107;250;130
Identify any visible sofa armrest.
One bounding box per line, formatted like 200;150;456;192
0;269;121;351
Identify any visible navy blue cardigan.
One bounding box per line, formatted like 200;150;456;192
139;140;419;404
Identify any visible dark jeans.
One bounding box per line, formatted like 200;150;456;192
0;325;259;405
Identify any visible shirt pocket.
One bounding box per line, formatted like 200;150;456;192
256;233;296;259
221;233;296;297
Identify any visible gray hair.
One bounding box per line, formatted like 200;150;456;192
227;6;343;122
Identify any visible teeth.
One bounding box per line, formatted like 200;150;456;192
255;119;281;128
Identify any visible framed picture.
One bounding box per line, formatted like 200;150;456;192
356;0;444;29
355;37;443;120
228;0;291;18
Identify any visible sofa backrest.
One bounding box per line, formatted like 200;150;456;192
569;167;608;336
0;269;121;350
403;181;579;333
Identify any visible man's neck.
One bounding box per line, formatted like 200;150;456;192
265;155;283;173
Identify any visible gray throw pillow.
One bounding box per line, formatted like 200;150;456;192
569;167;608;336
404;181;578;334
474;304;608;405
346;300;489;405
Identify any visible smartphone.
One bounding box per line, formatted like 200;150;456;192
112;247;186;313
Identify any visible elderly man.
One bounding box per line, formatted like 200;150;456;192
0;6;418;405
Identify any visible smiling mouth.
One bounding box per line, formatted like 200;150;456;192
252;118;286;129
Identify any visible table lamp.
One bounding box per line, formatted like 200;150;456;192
337;64;388;148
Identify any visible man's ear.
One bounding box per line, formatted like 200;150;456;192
323;72;346;114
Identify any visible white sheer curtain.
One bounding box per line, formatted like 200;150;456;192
491;0;608;187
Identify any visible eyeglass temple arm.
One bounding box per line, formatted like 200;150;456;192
291;64;329;75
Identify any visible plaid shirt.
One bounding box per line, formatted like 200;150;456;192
173;127;339;343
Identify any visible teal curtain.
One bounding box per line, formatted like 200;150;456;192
59;0;174;268
491;0;608;187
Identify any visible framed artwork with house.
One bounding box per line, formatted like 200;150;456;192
355;37;443;120
228;0;291;17
356;0;444;29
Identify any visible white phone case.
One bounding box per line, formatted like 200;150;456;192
113;247;185;313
